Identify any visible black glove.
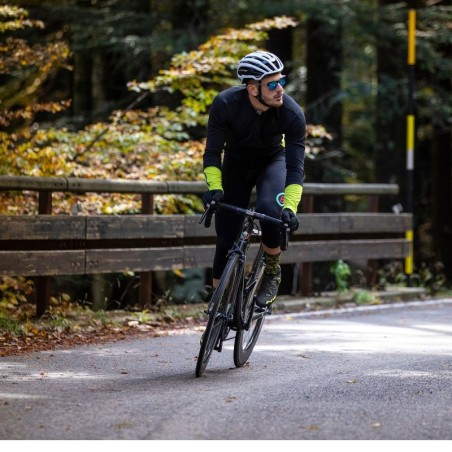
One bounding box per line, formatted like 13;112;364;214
281;208;299;233
202;189;223;208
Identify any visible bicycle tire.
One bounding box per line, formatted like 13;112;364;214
233;255;266;367
195;254;241;377
233;309;265;367
238;249;265;328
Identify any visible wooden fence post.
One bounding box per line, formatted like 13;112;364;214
367;195;379;287
299;194;314;296
138;193;154;307
36;191;53;316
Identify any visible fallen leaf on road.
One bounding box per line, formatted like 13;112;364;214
302;425;320;431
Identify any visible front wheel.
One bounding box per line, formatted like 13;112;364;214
195;254;241;377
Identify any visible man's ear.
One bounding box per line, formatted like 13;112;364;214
246;83;258;97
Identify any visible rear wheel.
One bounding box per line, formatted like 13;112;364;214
195;254;241;377
233;310;265;367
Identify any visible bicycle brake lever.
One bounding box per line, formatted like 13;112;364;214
283;228;289;251
199;209;208;224
202;201;218;228
279;223;290;251
199;200;218;225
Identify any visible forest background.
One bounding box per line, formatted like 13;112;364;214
1;0;451;313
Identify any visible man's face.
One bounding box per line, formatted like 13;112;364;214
250;73;285;108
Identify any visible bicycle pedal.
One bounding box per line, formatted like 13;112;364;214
254;305;272;315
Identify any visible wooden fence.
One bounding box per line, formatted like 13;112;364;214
0;176;411;316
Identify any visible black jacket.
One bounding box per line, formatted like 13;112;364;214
203;85;306;187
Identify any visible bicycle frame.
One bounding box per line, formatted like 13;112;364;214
196;201;289;376
226;210;262;332
205;209;258;340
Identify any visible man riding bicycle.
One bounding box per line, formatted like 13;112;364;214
202;50;306;309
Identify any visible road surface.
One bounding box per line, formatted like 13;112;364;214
1;299;452;440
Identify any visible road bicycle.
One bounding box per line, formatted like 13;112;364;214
195;201;290;377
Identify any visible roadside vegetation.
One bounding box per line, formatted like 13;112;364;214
1;4;451;352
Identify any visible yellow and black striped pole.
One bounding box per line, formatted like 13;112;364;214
405;6;416;275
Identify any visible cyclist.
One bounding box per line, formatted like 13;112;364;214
202;50;306;309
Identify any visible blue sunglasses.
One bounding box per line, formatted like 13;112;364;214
260;76;287;91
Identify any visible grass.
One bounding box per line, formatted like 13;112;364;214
0;316;23;335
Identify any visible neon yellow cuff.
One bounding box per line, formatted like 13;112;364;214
203;166;223;191
284;184;303;213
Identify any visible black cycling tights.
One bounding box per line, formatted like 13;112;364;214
212;151;286;280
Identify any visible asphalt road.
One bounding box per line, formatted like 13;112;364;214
1;299;452;440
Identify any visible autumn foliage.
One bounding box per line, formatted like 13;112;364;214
0;13;328;216
0;5;70;127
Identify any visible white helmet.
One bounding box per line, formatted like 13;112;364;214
237;51;284;83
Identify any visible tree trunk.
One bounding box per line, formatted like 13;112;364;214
268;28;293;79
431;127;452;278
375;0;406;212
72;52;92;120
306;17;343;153
91;51;105;118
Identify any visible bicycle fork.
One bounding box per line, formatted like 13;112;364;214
242;262;266;330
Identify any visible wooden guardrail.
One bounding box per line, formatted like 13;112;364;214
0;176;411;316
